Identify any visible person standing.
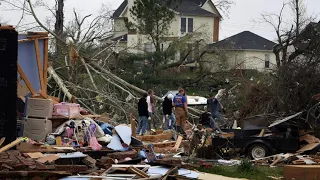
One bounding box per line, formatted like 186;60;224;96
137;93;149;135
147;89;155;130
207;93;223;130
162;94;175;130
173;88;188;133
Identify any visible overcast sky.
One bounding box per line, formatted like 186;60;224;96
0;0;319;42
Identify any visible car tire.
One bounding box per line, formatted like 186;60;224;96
247;143;270;160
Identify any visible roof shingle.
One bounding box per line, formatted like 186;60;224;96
112;0;216;18
209;31;277;51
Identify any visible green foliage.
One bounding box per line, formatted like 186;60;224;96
129;0;179;51
198;165;283;180
237;159;255;172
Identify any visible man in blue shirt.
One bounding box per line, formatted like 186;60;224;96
173;88;188;133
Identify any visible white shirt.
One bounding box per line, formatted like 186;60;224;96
147;96;153;113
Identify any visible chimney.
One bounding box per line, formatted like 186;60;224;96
213;17;220;42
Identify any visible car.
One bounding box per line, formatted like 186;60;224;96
162;90;207;106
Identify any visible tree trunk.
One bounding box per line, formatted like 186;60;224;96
55;0;64;55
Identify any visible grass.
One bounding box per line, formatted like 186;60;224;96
198;160;283;180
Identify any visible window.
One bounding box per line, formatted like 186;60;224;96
144;43;152;53
265;54;270;68
180;18;193;33
188;18;193;32
181;18;186;33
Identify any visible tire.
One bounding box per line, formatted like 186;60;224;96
247;143;270;159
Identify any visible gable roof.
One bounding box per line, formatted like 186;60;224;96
112;0;127;18
112;0;217;18
209;31;277;51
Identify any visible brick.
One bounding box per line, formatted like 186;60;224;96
55;165;88;173
82;156;96;168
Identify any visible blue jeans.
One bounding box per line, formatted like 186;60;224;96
163;113;176;130
137;116;148;135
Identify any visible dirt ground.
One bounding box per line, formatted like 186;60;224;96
198;173;248;180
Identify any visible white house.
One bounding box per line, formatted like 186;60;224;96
206;31;277;71
109;0;222;57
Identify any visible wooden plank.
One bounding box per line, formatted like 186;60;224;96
0;171;71;178
43;39;49;94
18;65;37;95
131;113;136;138
0;138;24;153
173;135;183;151
128;166;149;178
297;143;320;153
136;133;172;142
18;37;50;43
259;129;266;137
34;39;45;91
0;137;5;146
112;165;150;168
0;26;14;30
26;152;44;159
36;155;60;164
270;155;282;167
300;134;320;144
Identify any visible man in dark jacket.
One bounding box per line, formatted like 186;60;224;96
162;94;175;130
137;93;149;135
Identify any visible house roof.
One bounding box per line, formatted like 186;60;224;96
209;31;277;51
112;0;217;18
112;0;128;18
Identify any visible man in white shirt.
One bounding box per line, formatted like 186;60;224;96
147;89;155;130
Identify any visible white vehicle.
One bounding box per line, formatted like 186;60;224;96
162;90;207;106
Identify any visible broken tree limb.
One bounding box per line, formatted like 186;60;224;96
89;61;202;115
80;57;98;90
87;63;136;98
90;61;149;98
47;66;73;100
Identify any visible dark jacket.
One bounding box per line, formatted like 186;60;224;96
162;97;173;115
138;97;149;117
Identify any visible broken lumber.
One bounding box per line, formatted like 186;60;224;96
107;150;138;160
54;165;88;173
137;133;173;142
0;171;71;178
259;129;266;137
173;135;183;151
0;138;24;153
128;166;149;178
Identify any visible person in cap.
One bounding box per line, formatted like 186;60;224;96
162;93;176;130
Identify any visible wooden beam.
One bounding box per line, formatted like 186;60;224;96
0;138;24;153
34;39;45;91
131;113;136;137
18;37;50;43
43;39;49;93
18;64;37;95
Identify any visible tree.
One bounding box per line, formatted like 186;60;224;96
129;0;178;52
54;0;64;55
261;0;317;67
